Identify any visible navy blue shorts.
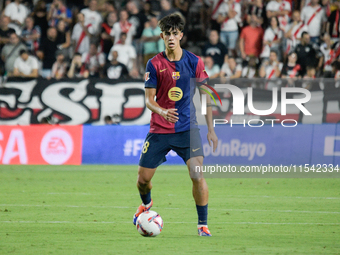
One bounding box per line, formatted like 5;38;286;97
139;128;204;169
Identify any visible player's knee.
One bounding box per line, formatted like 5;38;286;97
137;175;151;187
189;169;204;181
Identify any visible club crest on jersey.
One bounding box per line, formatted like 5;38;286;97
168;87;183;101
172;72;180;80
144;72;150;81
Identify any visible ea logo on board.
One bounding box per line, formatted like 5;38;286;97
40;129;74;165
168;87;183;101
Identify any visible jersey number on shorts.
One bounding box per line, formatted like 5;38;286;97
142;141;150;154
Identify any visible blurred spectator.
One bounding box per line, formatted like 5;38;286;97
1;32;27;74
56;20;71;55
319;33;335;77
332;61;340;79
112;9;136;45
100;11;116;57
304;65;316;79
300;0;311;10
103;50;129;79
158;0;180;20
81;42;105;77
202;30;228;68
204;56;220;79
127;1;148;42
266;0;291;31
260;16;283;61
37;27;59;78
108;33;139;78
284;10;308;55
4;0;29;35
141;16;164;67
326;0;340;42
205;0;224;32
81;0;103;35
47;0;72;27
246;0;264;26
104;115;113;124
281;52;301;79
127;0;148;74
301;0;327;45
259;50;283;89
104;114;120;124
98;0;117;19
72;13;93;54
220;57;242;79
295;32;318;76
143;1;157;20
217;0;241;57
239;15;264;60
242;56;258;78
21;17;41;54
0;16;15;75
32;0;49;39
51;50;68;79
173;0;190;18
0;16;16;52
322;0;332;18
67;53;89;78
11;49;39;77
302;66;317;90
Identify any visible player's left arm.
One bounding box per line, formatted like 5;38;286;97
198;84;218;152
196;57;218;152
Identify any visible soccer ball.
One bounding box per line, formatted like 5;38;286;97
136;210;163;237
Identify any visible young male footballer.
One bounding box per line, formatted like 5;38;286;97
133;13;218;236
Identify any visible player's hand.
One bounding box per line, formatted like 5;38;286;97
161;108;179;123
207;130;218;152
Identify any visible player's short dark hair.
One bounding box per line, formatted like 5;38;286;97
158;13;185;32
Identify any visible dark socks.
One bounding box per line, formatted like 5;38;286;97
140;191;151;205
196;204;208;225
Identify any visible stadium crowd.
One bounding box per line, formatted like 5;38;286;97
0;0;339;86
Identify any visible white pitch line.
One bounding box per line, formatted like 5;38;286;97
0;204;339;214
0;221;339;225
0;204;180;210
27;193;340;200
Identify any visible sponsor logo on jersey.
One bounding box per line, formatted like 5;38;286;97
168;87;183;101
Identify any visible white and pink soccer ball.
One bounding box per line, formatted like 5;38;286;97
136;210;163;237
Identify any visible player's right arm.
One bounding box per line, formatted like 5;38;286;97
145;88;179;123
144;59;178;123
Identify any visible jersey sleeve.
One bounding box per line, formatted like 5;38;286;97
144;60;157;88
195;56;209;85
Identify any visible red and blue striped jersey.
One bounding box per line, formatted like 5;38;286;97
144;50;209;134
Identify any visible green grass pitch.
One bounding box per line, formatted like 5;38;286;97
0;165;339;255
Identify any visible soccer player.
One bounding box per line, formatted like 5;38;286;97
133;14;218;236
